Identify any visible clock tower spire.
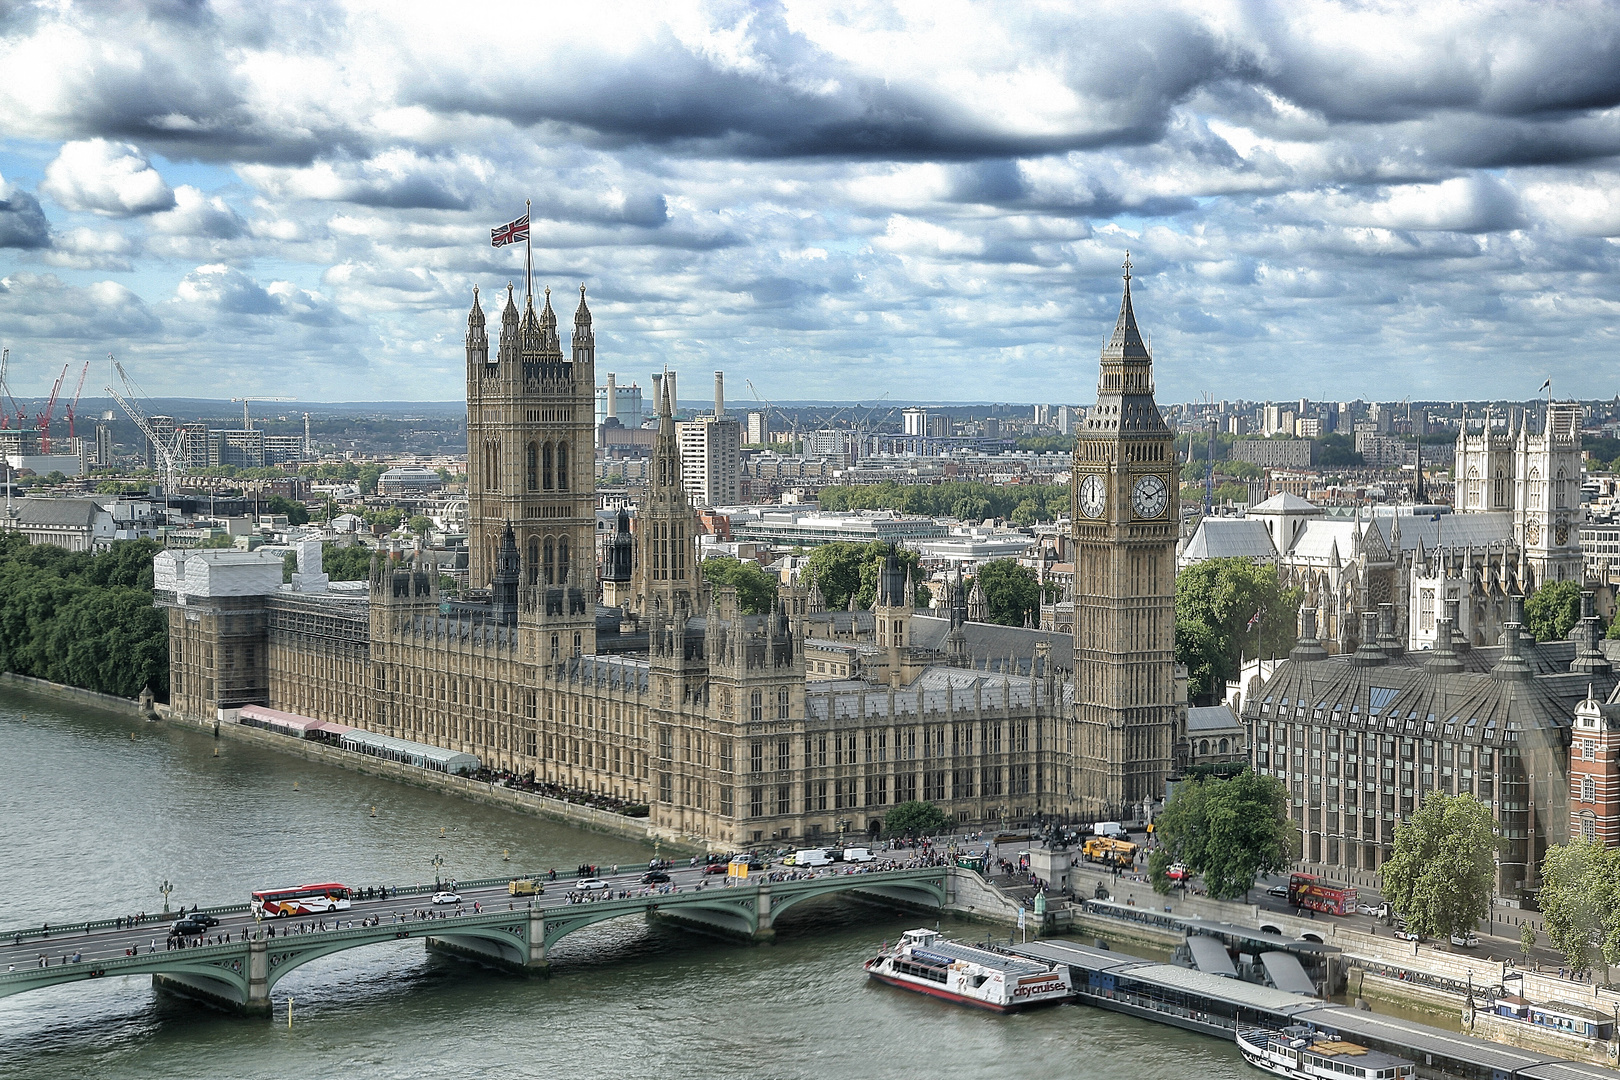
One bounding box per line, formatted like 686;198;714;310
1070;254;1181;817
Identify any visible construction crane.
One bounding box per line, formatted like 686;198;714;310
36;362;67;454
63;361;90;442
230;396;294;430
745;379;798;444
106;355;187;491
0;347;26;430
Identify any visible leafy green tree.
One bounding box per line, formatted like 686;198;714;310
1520;923;1537;961
1523;580;1584;643
0;535;169;699
883;799;950;839
1537;841;1620;973
1148;769;1295;899
265;495;309;526
1380;793;1500;943
1315;433;1365;467
1174;558;1302;703
407;514;434;537
1010;498;1043;526
974;559;1040;626
322;543;376;582
701;556;780;615
804;541;927;610
358;463;384;495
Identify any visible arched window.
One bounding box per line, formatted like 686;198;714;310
1556;468;1568;509
1466;467;1480;508
526;538;539;585
556;441;569;491
543;538;555;585
750;690;763;723
1493;468;1506;509
1199;740;1209;756
557;537;569;584
526;443;538;491
1218;737;1229;754
550;633;560;661
1528;467;1541;508
542;443;553;490
778;687;790;719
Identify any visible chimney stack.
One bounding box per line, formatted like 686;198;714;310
1426;616;1464;673
1492;621;1531;680
666;370;678;415
1290;606;1329;663
1353;610;1387;666
714;371;725;419
606;372;617;421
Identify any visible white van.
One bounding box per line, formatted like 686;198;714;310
793;848;834;867
1093;821;1127;839
843;847;875;863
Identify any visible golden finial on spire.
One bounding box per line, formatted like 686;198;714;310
1122;250;1132;282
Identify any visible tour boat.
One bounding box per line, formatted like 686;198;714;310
1237;1028;1417;1080
864;928;1073;1012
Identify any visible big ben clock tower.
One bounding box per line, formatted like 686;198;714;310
1071;255;1180;818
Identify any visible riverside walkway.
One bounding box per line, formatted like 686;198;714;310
0;861;950;1016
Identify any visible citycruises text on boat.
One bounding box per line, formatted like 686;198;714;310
863;928;1073;1012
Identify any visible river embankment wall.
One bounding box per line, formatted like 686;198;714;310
0;672;149;716
162;706;692;853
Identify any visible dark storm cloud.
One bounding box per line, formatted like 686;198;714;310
0;177;50;248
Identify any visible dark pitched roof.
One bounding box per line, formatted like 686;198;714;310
17;497;103;528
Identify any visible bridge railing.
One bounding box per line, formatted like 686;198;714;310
0;864;950;945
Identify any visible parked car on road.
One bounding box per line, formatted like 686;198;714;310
1266;884;1289;898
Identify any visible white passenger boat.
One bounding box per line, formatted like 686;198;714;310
864;928;1073;1012
1237;1028;1416;1080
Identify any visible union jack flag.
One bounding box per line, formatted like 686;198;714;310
491;213;529;248
1246;609;1261;631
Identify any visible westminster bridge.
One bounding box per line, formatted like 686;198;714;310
0;862;951;1016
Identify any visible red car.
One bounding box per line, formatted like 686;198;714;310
702;863;728;875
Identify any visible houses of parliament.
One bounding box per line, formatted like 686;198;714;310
157;268;1188;848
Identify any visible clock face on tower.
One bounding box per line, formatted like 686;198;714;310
1526;517;1542;546
1079;474;1106;519
1131;474;1168;519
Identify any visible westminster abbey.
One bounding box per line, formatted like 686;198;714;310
158;269;1188;847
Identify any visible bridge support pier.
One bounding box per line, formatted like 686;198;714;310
752;881;775;943
151;940;269;1017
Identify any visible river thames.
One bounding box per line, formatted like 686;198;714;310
0;685;1253;1080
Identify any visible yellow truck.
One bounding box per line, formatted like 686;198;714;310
508;878;543;897
1081;837;1138;868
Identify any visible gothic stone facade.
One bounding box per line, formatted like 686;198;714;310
160;273;1179;846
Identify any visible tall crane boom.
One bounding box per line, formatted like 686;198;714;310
0;347;25;431
64;360;90;441
230;396;294;430
36;362;67;454
106;355;186;491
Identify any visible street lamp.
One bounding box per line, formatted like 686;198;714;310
837;818;850;850
159;879;174;915
430;853;445;889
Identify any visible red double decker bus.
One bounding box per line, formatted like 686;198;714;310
1287;872;1357;916
251;883;353;918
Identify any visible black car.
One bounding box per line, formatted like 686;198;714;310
186;912;220;927
641;870;671;884
170;919;210;936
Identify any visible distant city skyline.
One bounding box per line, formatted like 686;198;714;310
2;4;1619;403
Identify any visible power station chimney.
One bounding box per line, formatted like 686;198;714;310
606;372;617;421
714;371;725;419
666;371;678;416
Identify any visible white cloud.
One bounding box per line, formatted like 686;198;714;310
151;186;245;238
42;226;138;270
0;172;50;249
40;139;174;216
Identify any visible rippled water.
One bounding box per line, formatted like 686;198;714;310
0;685;1251;1080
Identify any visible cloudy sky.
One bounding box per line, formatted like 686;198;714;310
1;1;1618;405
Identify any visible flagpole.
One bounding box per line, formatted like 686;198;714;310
524;198;532;303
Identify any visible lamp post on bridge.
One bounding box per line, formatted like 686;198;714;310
159;879;174;915
430;853;445;890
